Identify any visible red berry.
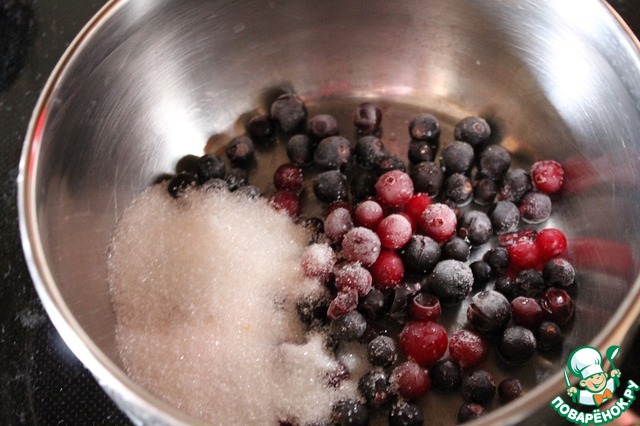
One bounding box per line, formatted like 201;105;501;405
269;190;301;218
375;170;414;207
341;227;381;266
391;360;431;400
354;200;384;229
369;250;404;290
510;296;544;330
540;288;574;325
327;288;359;320
418;203;457;244
498;229;537;248
448;329;488;369
377;213;413;250
273;163;304;194
508;240;541;270
399;321;448;366
531;160;564;194
404;193;433;223
335;262;373;297
324;207;353;243
301;243;336;281
409;293;442;322
535;228;567;261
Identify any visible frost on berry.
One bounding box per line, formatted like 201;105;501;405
301;243;336;281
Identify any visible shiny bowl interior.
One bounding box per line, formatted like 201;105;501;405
18;0;640;424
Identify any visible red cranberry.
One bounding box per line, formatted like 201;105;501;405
301;243;336;281
399;321;448;366
510;296;544;330
334;262;372;297
273;163;304;194
354;200;384;229
375;170;414;207
535;228;567;261
448;329;488;369
391;360;431;400
324;207;353;243
508;240;541;270
418;203;457;244
531;160;564;194
341;227;381;266
369;250;404;290
540;288;574;325
404;193;433;223
409;293;441;322
377;213;413;250
498;229;537;248
269;190;301;218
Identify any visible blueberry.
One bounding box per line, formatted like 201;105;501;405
247;114;275;142
175;154;200;175
353;102;383;135
498;168;532;203
490;200;520;235
429;259;474;305
332;399;369;426
225;135;255;167
330;311;367;341
457;402;486;423
400;234;441;274
467;290;511;335
535;321;564;352
195;154;226;183
462;369;496;404
498;325;537;365
408;140;435;164
498;378;523;403
473;177;498;206
270;93;307;133
286;134;314;167
408;113;440;142
458;210;493;246
296;296;329;328
308;113;339;142
454;116;491;150
314;136;353;170
478;145;511;180
224;167;248;191
515;269;545;298
350;168;378;202
313;170;348;204
368;335;398;367
167;172;197;198
355;135;387;168
409;161;444;197
375;155;406;175
494;276;517;300
470;261;492;287
388;401;425;426
442;237;470;261
358;288;387;321
440;141;475;175
543;258;575;287
519;191;552;224
358;370;392;406
443;173;473;206
430;359;462;392
483;247;510;275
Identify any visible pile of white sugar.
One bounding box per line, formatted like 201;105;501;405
108;185;359;425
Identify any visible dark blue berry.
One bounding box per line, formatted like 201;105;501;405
167;172;197;198
440;141;475;175
473;177;497;206
430;359;461;392
498;378;523;403
409;113;440;142
388;401;425;426
498;325;537;365
308;114;339;142
442;237;470;261
458;210;493;246
443;173;473;206
519;191;551;224
462;369;496;403
490;200;520;235
355;135;387;168
515;269;545;297
494;276;517;300
367;335;398;367
454;116;491;150
226;135;255;167
332;399;369;426
478;145;511;180
350;169;378;202
202;178;229;192
313;170;349;204
296;296;329;328
196;154;226;183
270;93;307;133
400;234;441;274
470;260;492;287
353;102;383;135
314;136;353;170
429;259;474;305
409;161;444;197
535;321;564;352
330;311;367;341
467;290;511;335
224;167;248;191
358;370;392;406
247;114;275;142
175;154;200;175
375;155;406;175
286;134;314;167
408;141;435;164
483;246;510;275
457;402;486;423
358;288;386;321
498;168;532;203
543;258;575;287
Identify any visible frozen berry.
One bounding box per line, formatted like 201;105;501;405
410;161;444;197
508;240;541;270
448;329;488;369
458;210;493;246
473;177;498;206
331;399;369;426
341;227;382;266
498;378;523;403
388;401;424;426
443;173;473;206
324;207;353;243
498;325;536;365
498;168;532;203
308;114;339;142
273;163;304;194
270;93;307;132
368;335;398;367
330;309;367;340
442;237;470;261
430;359;461;392
457;402;486;423
408;141;435;164
350;169;378;203
498;229;537;248
510;296;544;329
270;190;301;218
354;200;384;229
354;102;382;135
515;269;545;298
483;247;510;275
390;360;431;400
494;276;517;300
400;235;441;275
535;321;564;352
247;114;275;142
335;263;373;297
440;141;475;175
370;250;404;290
462;369;496;403
454;116;491;149
355;135;387;168
428;259;473;305
467;290;511;335
225;167;248;190
359;370;392;406
375;155;406;175
286;134;314;166
403;193;433;224
478;145;511;179
226;135;255;167
409;293;441;322
409;113;440;142
490;201;520;235
399;321;448;366
470;261;492;287
519;191;551;224
301;243;336;281
543;258;575;287
358;288;386;321
375;170;414;207
195;154;226;183
535;228;567;261
167;172;197;198
377;214;413;250
388;283;422;323
540;288;574;325
418;203;457;243
531;160;564;194
314;136;353;170
313;170;348;203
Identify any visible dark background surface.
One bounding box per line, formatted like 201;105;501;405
1;1;639;425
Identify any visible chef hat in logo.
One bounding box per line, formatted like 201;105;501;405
568;346;604;380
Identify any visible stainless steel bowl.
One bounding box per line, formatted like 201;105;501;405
18;0;640;424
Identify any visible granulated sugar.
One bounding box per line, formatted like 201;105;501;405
108;185;358;425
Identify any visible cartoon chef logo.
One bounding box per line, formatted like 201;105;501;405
565;345;621;406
